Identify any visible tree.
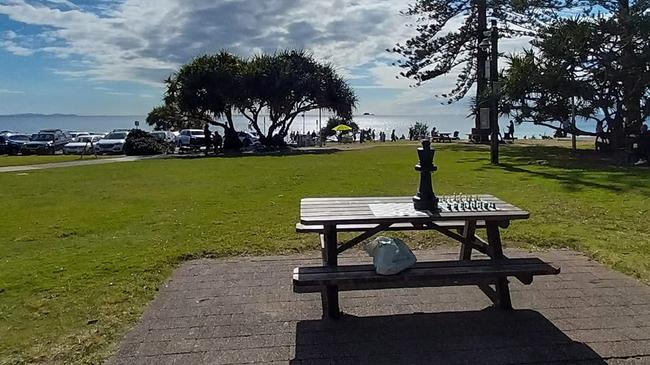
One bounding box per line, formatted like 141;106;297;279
163;52;244;150
146;103;203;131
409;122;429;140
390;0;571;106
242;51;357;146
149;50;357;149
500;15;649;148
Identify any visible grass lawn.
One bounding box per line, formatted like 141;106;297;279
0;143;648;364
0;155;112;167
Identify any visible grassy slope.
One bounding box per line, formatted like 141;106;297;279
0;143;648;364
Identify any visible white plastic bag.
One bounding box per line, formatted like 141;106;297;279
363;236;417;275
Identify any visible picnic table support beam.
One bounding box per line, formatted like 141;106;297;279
459;221;477;260
321;224;341;319
336;223;391;254
486;222;512;309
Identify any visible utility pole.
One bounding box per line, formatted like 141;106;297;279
489;19;499;165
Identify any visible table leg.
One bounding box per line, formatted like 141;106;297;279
321;224;340;319
459;220;477;260
486;222;512;309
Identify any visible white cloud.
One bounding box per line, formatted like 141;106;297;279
44;0;79;9
0;0;410;87
0;0;535;115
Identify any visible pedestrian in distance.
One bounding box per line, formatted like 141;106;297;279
213;130;223;154
203;123;212;156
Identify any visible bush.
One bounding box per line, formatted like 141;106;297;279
124;129;167;155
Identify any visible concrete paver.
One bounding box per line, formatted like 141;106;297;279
108;247;650;364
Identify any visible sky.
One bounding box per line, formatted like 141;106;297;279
0;0;531;116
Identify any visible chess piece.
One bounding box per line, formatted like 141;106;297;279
413;139;439;211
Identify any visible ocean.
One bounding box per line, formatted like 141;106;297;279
0;114;595;139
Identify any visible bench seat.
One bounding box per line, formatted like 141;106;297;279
293;258;560;293
296;220;486;233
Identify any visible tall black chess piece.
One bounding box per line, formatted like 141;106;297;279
413;139;439;211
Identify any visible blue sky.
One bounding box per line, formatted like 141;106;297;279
0;0;530;116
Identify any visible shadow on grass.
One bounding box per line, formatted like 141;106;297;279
172;147;340;160
446;144;650;194
291;309;605;364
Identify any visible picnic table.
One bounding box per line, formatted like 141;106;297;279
293;195;560;319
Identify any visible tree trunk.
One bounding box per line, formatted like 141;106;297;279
618;0;642;139
223;108;242;151
475;0;488;135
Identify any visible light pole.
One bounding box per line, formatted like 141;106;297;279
480;20;499;164
302;112;305;135
318;108;322;147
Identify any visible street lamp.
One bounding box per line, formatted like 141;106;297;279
480;20;500;165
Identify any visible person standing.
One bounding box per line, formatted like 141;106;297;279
213;130;223;154
203;123;212;156
391;129;397;142
507;121;515;140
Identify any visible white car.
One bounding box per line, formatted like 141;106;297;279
238;131;261;148
63;135;103;154
177;129;206;150
95;131;129;154
67;131;90;142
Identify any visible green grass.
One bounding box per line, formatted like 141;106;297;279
0;155;109;167
0;143;648;364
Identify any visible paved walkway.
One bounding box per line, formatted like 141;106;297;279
109;248;650;365
0;155;166;173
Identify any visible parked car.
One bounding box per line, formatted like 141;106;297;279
66;131;90;142
237;131;261;148
177;129;206;151
150;131;176;153
22;129;71;155
0;130;17;137
0;133;30;155
95;131;129;154
63;135;103;154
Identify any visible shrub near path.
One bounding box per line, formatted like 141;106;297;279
0;144;648;364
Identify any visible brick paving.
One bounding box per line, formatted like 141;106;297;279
109;248;650;364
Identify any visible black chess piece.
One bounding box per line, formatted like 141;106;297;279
413;139;439;211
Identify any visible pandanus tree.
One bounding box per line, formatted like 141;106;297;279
242;51;357;146
167;52;244;150
148;50;356;149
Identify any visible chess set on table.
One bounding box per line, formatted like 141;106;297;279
438;194;499;212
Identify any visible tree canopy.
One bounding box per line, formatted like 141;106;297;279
390;0;571;103
500;11;649;146
147;50;357;149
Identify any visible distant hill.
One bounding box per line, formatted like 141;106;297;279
0;113;80;118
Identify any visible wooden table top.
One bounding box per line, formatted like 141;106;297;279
300;195;529;225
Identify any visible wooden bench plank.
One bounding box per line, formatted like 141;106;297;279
295;221;487;233
293;258;559;293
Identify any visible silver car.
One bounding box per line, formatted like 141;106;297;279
95;131;129;154
63;135;103;154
